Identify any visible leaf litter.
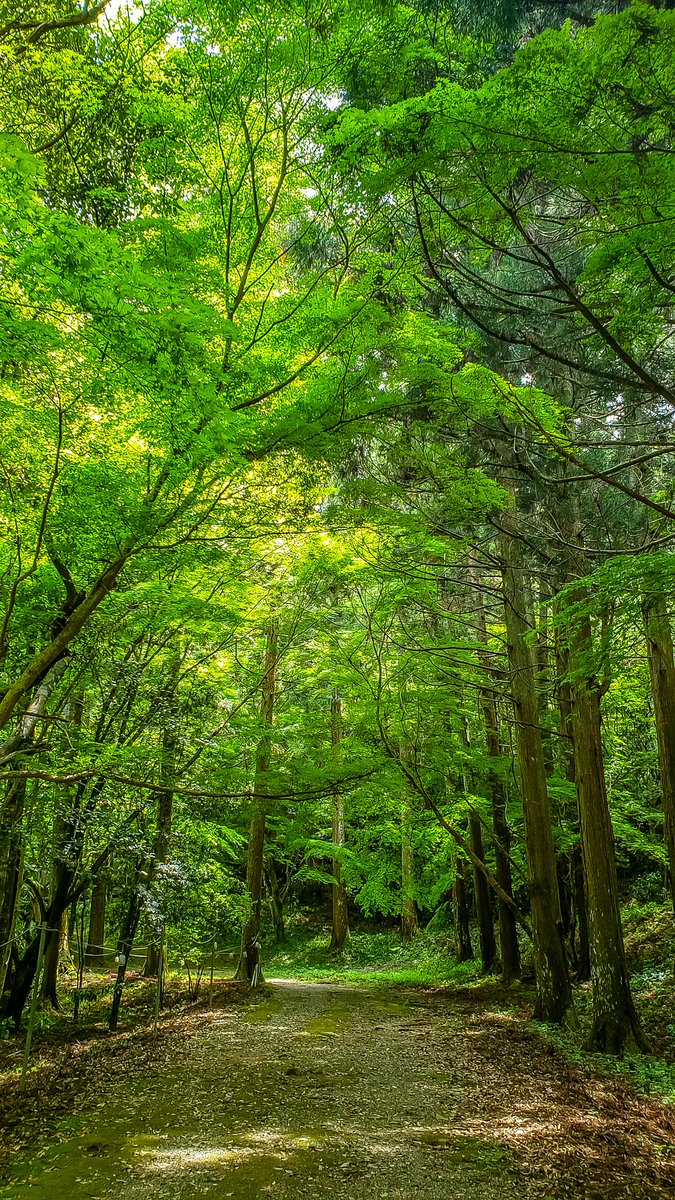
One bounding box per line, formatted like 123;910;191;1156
1;979;675;1198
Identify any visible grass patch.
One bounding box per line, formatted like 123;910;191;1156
261;926;483;987
532;966;675;1105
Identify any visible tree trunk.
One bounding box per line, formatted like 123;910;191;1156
236;621;278;984
0;661;68;1007
329;691;349;951
0;778;27;1002
108;884;144;1032
469;813;496;974
452;855;473;962
472;575;521;981
41;694;84;1008
500;520;571;1023
571;845;591;981
85;865;107;965
642;588;675;916
553;601;591;980
41;909;71;1009
566;567;646;1052
264;857;287;943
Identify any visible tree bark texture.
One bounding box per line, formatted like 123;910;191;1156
500;521;571;1023
469;813;496;974
567;573;646;1052
452;855;473;962
472;576;521;981
642;589;675;916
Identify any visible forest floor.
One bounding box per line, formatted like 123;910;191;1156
2;976;675;1200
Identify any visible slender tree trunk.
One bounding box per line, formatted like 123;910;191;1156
264;857;287;943
329;691;349;951
553;604;591;980
500;519;571;1023
452;854;473;962
108;884;144;1032
469;813;496;973
0;662;68;1005
565;557;646;1052
472;575;520;981
642;589;675;916
571;845;591;981
85;865;107;965
236;621;278;984
491;778;521;982
41;908;71;1008
0;779;27;1002
42;695;84;1007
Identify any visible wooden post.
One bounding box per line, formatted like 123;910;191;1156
21;921;47;1084
160;927;167;1010
209;940;216;1009
153;937;162;1037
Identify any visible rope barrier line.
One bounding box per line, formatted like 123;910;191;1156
1;931;218;957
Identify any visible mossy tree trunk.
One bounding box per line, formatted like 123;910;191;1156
553;620;591;981
469;813;496;974
452;853;473;962
500;519;571;1024
565;562;646;1053
472;576;520;981
642;588;675;917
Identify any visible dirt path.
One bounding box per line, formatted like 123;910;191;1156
2;980;675;1200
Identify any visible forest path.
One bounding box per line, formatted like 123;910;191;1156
3;979;675;1200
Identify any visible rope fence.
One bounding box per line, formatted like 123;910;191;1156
10;922;225;1082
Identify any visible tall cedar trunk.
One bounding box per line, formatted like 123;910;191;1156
329;691;349;951
500;520;571;1023
452;854;473;962
472;577;521;981
572;846;591;980
236;621;278;984
85;865;107;965
566;566;646;1052
642;590;675;915
469;813;496;974
553;607;591;979
145;724;177;977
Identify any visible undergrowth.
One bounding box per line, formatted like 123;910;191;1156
261;926;483;987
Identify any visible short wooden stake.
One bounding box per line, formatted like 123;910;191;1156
153;934;163;1036
209;940;216;1009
